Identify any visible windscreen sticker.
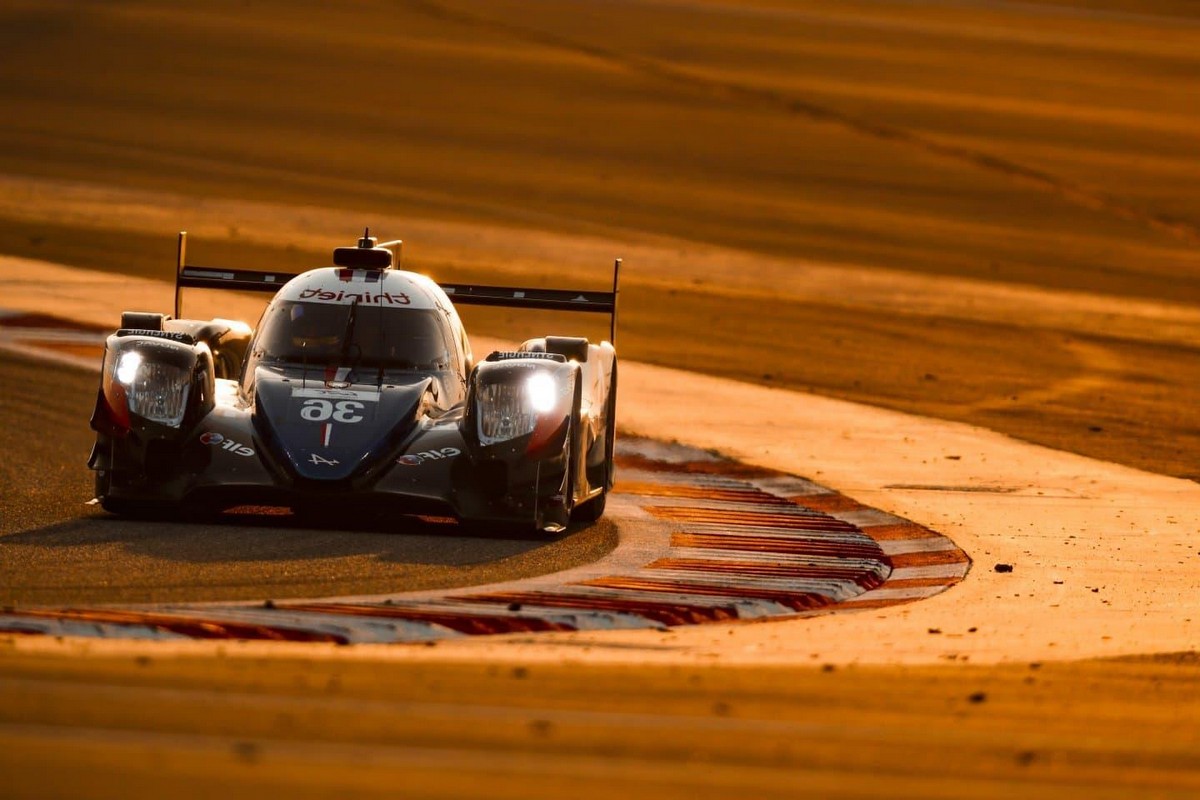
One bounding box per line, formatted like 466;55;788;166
298;288;410;305
291;387;381;402
278;271;437;309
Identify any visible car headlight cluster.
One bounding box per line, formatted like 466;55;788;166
114;350;191;427
477;371;564;445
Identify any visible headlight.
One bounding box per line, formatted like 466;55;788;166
477;372;566;445
115;351;191;427
526;372;558;413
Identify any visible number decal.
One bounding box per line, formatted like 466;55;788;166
301;399;332;421
332;401;365;423
300;399;364;423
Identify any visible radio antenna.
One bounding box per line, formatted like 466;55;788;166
376;286;386;388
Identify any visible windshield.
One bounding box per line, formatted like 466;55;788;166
254;300;452;370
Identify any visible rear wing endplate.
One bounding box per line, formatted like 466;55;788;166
173;232;300;319
173;231;622;344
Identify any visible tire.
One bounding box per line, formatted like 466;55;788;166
98;494;173;519
95;470;176;519
570;362;615;525
94;470;129;515
602;361;617;491
571;491;606;523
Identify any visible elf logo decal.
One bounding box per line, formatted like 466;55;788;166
397;447;460;466
300;399;365;423
199;431;255;457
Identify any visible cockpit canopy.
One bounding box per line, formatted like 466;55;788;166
241;267;469;390
254;300;453;370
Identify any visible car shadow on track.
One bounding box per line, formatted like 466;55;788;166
0;509;617;606
2;506;591;562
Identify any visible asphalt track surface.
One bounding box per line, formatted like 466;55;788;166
0;350;617;605
0;319;966;641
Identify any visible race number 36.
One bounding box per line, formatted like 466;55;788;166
300;398;365;423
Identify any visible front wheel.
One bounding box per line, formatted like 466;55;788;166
94;470;132;515
97;492;174;519
571;363;615;525
571;491;606;523
95;470;178;519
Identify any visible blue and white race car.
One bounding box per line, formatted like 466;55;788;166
88;230;619;533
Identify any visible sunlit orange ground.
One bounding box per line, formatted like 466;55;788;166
1;1;1198;796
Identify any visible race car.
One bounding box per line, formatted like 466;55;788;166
87;230;619;533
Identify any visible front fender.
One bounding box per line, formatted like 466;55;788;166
91;328;215;470
460;354;582;530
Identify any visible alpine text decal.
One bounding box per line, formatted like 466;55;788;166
199;431;255;457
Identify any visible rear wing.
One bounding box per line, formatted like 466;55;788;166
439;267;621;345
172;231;623;345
